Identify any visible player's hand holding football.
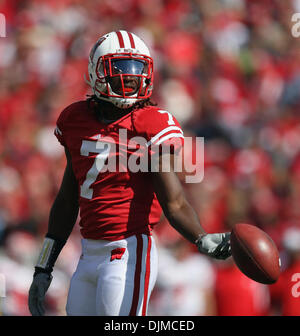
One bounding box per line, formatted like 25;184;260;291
196;233;231;260
28;272;53;316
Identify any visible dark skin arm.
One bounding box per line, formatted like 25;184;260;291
151;153;206;244
47;148;79;241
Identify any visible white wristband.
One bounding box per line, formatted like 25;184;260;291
36;237;55;269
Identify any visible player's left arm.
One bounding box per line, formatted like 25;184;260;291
151;153;231;260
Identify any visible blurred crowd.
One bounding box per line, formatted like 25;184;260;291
1;0;300;316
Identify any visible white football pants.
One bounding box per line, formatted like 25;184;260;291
66;234;158;316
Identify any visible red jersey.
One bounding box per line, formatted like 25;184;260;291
54;100;184;240
215;263;270;316
269;260;300;316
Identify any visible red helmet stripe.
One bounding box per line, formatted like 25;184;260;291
128;32;136;49
116;31;125;48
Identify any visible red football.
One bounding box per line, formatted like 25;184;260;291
230;223;281;284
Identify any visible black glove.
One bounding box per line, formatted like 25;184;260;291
28;235;66;316
28;271;53;316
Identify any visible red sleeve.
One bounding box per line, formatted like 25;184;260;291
133;106;184;155
269;273;284;302
54;105;73;147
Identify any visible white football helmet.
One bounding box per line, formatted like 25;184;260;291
87;30;154;109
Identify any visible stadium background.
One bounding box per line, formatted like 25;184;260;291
1;0;300;316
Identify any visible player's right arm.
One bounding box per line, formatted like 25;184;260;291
47;148;79;241
28;147;79;316
152;152;231;260
133;106;231;260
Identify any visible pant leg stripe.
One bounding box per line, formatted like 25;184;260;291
129;234;143;316
142;235;152;316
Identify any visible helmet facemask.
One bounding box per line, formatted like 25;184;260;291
94;53;153;108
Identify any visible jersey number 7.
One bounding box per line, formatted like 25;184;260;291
80;140;111;199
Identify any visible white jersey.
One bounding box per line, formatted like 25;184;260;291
148;246;215;316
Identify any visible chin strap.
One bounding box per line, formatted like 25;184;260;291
84;73;92;86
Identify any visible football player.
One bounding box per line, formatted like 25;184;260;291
28;30;231;316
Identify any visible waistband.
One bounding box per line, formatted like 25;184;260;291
81;234;153;256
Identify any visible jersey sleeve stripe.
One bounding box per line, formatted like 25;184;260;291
146;126;184;146
154;133;184;146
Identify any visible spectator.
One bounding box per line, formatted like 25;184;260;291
214;258;271;316
148;222;216;316
270;227;300;316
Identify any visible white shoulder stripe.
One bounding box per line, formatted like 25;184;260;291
146;126;183;147
154;133;184;146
